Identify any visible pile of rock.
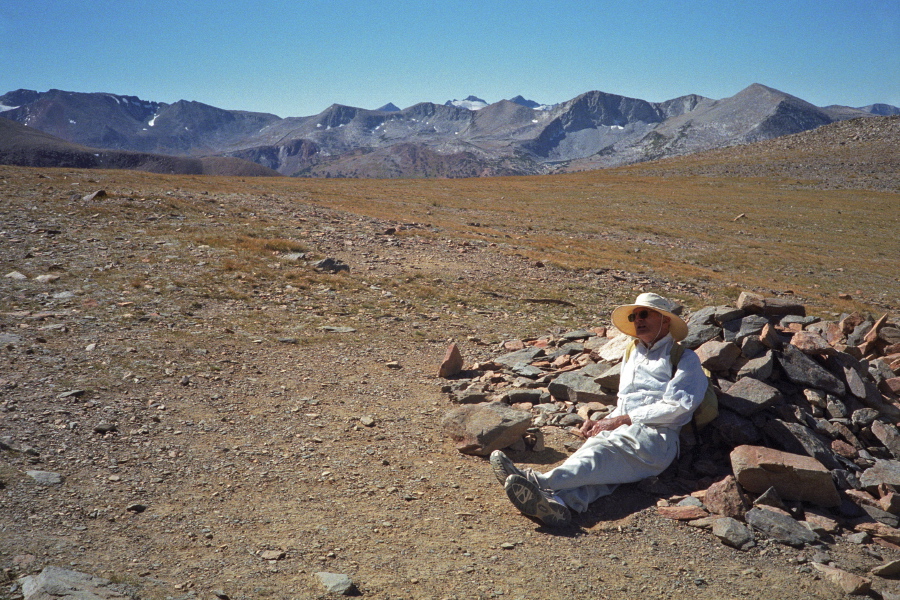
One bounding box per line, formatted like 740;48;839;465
440;292;900;563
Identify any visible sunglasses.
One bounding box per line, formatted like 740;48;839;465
627;309;654;322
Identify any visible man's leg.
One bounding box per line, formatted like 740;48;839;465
534;424;679;513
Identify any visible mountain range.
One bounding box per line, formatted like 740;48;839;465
1;85;897;178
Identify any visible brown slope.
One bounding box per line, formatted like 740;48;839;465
623;115;900;192
0;117;280;176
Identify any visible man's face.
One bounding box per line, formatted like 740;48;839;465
631;308;670;344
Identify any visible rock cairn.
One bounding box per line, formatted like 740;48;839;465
440;292;900;588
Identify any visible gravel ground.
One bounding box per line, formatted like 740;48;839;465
1;164;898;600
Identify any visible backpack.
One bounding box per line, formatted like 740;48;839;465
624;340;718;429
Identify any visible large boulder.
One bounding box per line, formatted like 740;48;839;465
442;402;533;456
730;445;840;507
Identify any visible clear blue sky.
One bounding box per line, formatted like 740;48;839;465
2;0;898;118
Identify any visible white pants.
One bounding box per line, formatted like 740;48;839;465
534;423;680;513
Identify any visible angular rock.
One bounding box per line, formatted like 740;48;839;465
871;559;900;578
737;292;805;318
21;566;131;600
790;331;833;355
705;475;749;519
311;257;349;273
548;371;615;404
442;402;533;456
712;516;754;549
722;315;770;344
860;460;900;493
494;347;544;369
314;572;357;596
596;333;633;362
745;507;819;547
438;343;464;378
26;471;64;485
736;352;774;380
712;409;762;446
657;505;709;521
718;377;782;416
810;563;871;595
872;420;900;460
590;361;621;390
763;419;840;470
695;340;742;372
683;324;722;350
730;445;840;507
777;345;846;396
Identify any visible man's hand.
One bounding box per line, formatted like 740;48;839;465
579;415;632;438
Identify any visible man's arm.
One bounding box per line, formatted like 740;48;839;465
579;414;632;438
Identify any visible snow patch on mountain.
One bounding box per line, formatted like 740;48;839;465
508;95;554;111
0;104;18;112
444;95;488;110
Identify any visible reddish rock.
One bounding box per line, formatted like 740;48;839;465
810;563;871;595
886;377;900;395
856;522;900;544
695;340;742;372
438;343;464;378
730;445;841;507
790;331;833;355
503;340;525;351
831;439;859;459
657;505;709;521
704;475;749;519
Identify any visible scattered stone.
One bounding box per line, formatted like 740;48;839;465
712;517;754;549
442;402;532;456
314;572;356;595
20;567;133;600
311;258;349;273
4;271;28;280
438;343;464;378
318;326;356;333
810;562;871;595
745;507;819;547
125;503;147;513
657;505;709;520
26;471;64;486
871;559;900;578
82;190;107;201
260;550;285;561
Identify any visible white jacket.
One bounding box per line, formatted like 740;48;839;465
608;334;708;428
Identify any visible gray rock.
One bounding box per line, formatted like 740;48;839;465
547;371;615;404
860;460;900;492
26;471;64;485
736;352;774;380
21;566;131;600
745;507;819;547
712;409;762;446
763;420;840;470
872;420;900;460
442;402;533;456
712;517;754;549
683;324;722;350
510;363;545;378
851;408;879;429
311;258;349;273
494;347;544;369
562;330;594;341
590;362;621;389
861;504;900;528
719;377;782;416
504;388;548;404
777;345;846;396
314;572;357;596
722;315;770;344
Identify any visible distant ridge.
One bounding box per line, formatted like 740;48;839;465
0;116;280;176
1;85;896;179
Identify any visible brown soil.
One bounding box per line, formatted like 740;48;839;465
1;160;897;600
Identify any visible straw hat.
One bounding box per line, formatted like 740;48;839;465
611;292;689;341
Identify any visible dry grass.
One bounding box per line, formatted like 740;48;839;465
2;162;896;317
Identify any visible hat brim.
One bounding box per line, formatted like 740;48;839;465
612;304;688;342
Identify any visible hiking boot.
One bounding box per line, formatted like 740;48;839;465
504;474;572;526
489;450;524;485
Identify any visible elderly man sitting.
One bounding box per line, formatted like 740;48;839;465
492;292;708;526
